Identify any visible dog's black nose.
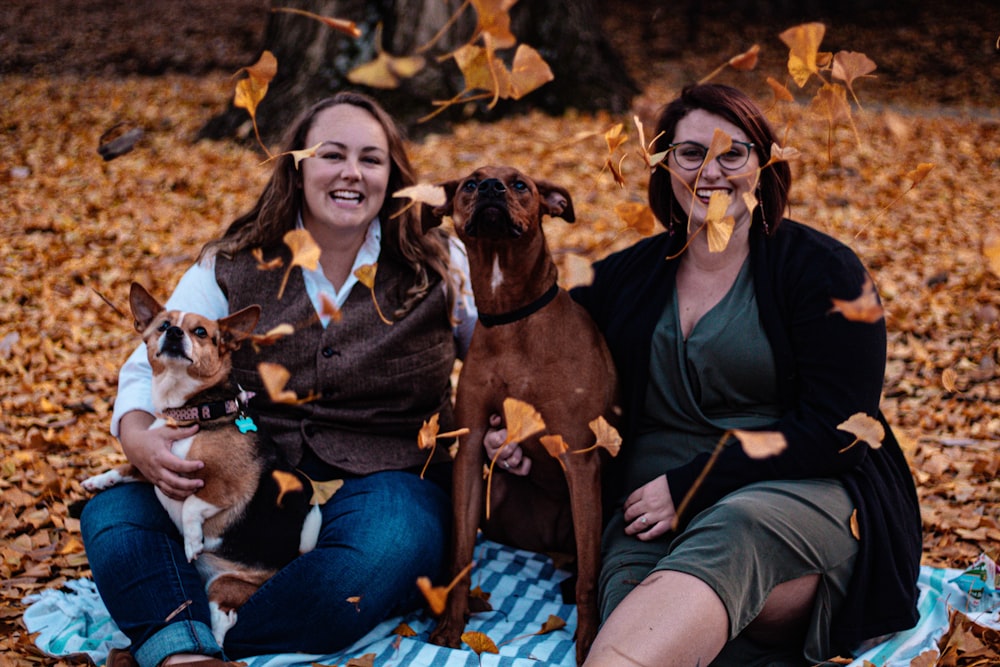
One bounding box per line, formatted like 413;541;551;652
165;326;184;340
478;178;506;196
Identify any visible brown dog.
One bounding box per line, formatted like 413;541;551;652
422;166;618;663
83;282;322;644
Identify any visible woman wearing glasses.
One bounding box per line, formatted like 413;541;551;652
488;84;921;666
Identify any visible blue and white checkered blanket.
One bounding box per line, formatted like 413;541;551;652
22;539;999;666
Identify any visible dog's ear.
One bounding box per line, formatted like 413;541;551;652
419;179;461;232
536;181;576;223
218;305;261;352
129;282;165;333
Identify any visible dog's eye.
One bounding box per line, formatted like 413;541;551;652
193;327;208;338
461;179;477;192
157;321;170;332
512;180;528;191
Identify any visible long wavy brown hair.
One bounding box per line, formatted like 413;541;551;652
200;91;456;318
648;83;792;242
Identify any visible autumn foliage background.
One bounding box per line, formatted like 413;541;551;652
1;0;999;661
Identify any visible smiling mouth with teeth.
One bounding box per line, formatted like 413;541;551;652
331;190;363;202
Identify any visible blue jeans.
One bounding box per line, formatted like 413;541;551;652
80;470;450;667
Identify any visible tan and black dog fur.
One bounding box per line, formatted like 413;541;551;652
422;166;618;664
83;282;322;644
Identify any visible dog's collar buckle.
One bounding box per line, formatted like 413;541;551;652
477;282;559;328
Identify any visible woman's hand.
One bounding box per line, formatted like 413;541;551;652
118;410;204;500
623;474;675;541
483;413;532;476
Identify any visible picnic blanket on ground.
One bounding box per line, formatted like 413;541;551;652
22;538;1000;667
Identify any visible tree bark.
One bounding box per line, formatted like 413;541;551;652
197;0;638;145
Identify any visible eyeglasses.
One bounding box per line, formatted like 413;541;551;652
666;140;756;171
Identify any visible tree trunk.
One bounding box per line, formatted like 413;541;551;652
197;0;638;145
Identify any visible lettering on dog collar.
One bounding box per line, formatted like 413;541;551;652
160;391;257;424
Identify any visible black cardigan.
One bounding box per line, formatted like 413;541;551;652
571;220;921;654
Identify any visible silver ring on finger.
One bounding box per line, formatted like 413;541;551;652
502;460;510;469
640;516;648;525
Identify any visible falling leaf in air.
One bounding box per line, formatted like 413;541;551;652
829;274;884;323
614;202;656;236
251;323;294;351
779;22;826;87
346;595;362;611
252;247;284;271
462;631;499;655
289;142;323;170
849;509;861;540
508;44;555;99
394;183;447;209
502;398;546;445
348;23;426;89
417;561;472;614
808;83;857;159
271;7;362;37
837;413;885;453
765;76;796;103
318;292;342;323
605;123;627;153
233;51;278;156
309;477;344;505
633;115;667;169
540;434;570;466
698;43;761;84
704;191;735;253
831;51;877;106
258;362;315;405
732;430;787;459
905;163;935;187
277;229;321;299
272;469;303;507
471;0;518;48
416;413;470;478
538;614;567;635
590;415;622;457
765;142;801;165
354;263;393;325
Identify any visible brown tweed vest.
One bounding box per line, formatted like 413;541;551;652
215;244;456;475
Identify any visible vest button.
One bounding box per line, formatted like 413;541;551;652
322;347;337;358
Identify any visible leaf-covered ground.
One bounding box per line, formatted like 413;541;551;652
2;1;999;662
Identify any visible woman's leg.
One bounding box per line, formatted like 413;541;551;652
80;483;223;667
221;470;450;657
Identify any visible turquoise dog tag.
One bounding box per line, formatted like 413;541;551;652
235;415;258;433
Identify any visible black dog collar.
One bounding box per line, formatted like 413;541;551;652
477;282;559;328
160;391;256;423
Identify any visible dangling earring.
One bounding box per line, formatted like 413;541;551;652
757;186;770;236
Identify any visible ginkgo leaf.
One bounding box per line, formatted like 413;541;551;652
614;201;656;236
461;631;499;655
258;362;297;403
732;430;787;459
704;128;733;168
605;155;627;188
829;274;884;323
278;229;321;299
418;413;442;451
272;469;303;507
252;247;283;271
589;415;622;457
233;50;277;156
767;142;801;164
393;183;447;208
508;44;555;99
318;292;342;323
705;191;734;253
831;51;877;105
345;654;376;667
309;477;344;505
393;622;418;637
502;397;546;445
251;323;294;349
471;0;518;48
271;7;362;37
728;43;760;71
605;123;627;153
779;22;826;88
354;263;393;325
540;434;570;459
837;412;885;453
742;190;759;219
347;24;425;89
290;142;323;170
849;508;861;540
905;163;934;186
765;76;795;102
808;83;852;126
538;614;567;635
417;561;472;615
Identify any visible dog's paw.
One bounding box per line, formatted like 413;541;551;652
209;601;238;646
184;535;205;562
81;470;126;492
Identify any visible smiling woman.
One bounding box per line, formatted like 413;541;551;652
77;90;478;667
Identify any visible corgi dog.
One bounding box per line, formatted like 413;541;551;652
83;282;322;644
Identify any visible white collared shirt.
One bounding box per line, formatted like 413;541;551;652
111;218;476;435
